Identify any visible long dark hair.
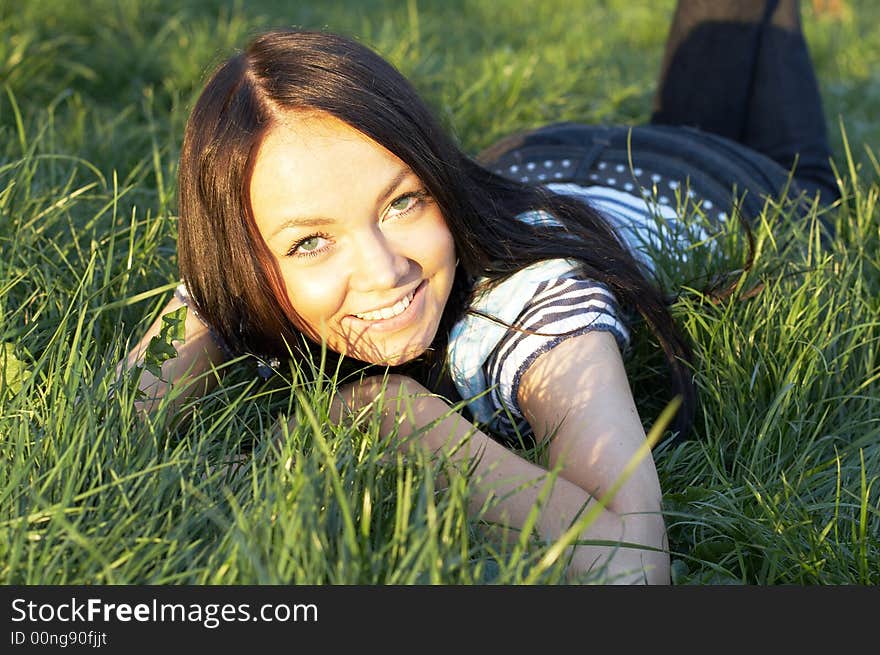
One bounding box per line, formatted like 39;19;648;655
177;28;696;438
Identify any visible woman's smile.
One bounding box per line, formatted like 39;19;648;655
348;280;425;328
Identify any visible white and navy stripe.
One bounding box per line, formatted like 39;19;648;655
482;274;628;441
547;183;714;269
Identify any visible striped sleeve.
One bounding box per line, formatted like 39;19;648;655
484;275;629;423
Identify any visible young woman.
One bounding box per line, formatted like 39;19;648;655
119;0;838;584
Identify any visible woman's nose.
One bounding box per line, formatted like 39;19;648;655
350;227;409;291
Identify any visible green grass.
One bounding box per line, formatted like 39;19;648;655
1;0;878;584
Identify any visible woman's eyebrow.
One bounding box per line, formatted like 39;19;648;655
269;215;335;239
377;167;414;205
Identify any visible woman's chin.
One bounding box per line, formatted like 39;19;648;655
350;343;429;367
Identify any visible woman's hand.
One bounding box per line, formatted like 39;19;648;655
116;295;225;415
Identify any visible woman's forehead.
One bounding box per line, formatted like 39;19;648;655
249;112;412;228
257;111;406;173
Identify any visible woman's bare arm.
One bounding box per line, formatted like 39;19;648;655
517;330;670;583
338;363;669;584
116;295;226;414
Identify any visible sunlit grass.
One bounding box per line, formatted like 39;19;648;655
1;0;878;584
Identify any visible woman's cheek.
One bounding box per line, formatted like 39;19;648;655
284;268;349;334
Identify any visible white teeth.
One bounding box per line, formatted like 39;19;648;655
355;289;415;321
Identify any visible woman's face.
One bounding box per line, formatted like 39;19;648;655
249;112;457;366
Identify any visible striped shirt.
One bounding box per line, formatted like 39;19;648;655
447;182;697;444
485;274;628;443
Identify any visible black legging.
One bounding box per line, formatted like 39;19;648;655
651;0;838;202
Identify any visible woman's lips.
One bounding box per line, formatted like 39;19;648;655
347;280;427;333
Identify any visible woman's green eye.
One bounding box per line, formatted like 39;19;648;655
299;237;320;252
288;233;331;258
390;196;413;212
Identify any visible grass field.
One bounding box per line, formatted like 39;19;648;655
1;0;878;584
